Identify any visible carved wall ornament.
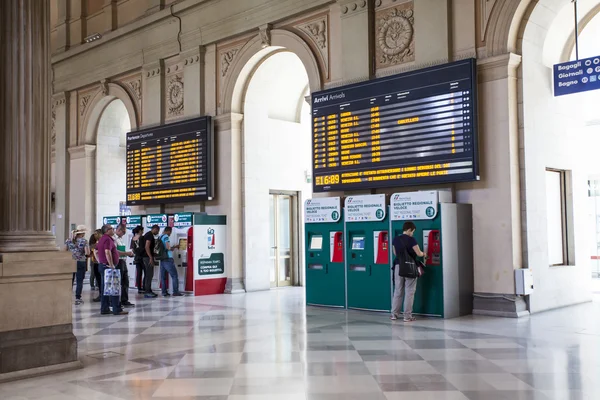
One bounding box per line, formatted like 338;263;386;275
167;74;184;117
79;94;91;116
126;79;142;101
376;3;415;68
51;103;56;146
259;24;272;48
300;19;327;49
221;49;239;77
100;79;109;96
184;55;201;66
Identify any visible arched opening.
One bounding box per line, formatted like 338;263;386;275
95;99;131;228
238;50;312;291
516;0;600;312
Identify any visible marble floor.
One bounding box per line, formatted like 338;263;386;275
2;286;600;400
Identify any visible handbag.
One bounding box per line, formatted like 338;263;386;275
103;268;121;296
398;247;419;279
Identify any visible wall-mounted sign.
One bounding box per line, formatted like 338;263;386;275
173;212;193;228
125;215;143;229
345;194;386;222
391;191;438;221
304;197;341;223
103;216;124;226
554;55;600;96
146;214;168;228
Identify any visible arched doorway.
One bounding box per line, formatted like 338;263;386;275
226;31;323;292
513;0;600;312
242;51;311;289
94;99;131;228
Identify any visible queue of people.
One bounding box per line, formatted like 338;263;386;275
66;223;184;314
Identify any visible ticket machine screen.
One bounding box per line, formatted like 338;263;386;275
351;237;365;250
310;235;323;250
178;238;188;249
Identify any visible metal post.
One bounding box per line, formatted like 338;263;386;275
573;0;579;60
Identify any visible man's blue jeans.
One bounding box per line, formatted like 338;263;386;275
99;263;122;314
160;258;179;295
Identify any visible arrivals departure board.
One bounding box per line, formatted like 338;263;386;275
311;59;479;192
126;116;214;205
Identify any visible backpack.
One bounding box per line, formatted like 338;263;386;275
154;235;168;260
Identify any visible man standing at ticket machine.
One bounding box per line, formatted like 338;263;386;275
391;222;426;322
158;227;184;297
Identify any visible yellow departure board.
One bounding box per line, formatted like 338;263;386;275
126;116;214;205
311;59;479;192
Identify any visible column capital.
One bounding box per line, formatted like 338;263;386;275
68;144;96;160
477;53;522;83
215;112;243;132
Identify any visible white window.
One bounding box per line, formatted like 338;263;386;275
546;169;569;266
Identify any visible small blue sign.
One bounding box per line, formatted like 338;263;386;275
554;55;600;96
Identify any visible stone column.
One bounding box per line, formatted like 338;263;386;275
54;0;70;52
338;0;374;81
455;53;526;317
53;93;70;245
206;113;244;293
0;0;79;381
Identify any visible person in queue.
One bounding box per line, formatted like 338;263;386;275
64;225;89;305
390;221;426;322
97;224;128;315
130;226;145;294
158;226;183;297
89;229;102;303
114;224;135;308
142;224;160;298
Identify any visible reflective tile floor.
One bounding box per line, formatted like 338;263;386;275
2;286;600;399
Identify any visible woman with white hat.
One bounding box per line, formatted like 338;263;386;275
65;225;90;305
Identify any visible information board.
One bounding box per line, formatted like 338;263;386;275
311;59;478;192
554;55;600;96
126;116;214;205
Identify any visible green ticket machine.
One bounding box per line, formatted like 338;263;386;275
305;197;345;308
345;194;391;312
390;191;473;318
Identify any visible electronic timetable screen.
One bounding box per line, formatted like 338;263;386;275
311;59;479;192
126;116;214;205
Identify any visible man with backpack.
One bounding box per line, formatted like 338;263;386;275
156;226;183;297
142;224;160;298
391;221;427;322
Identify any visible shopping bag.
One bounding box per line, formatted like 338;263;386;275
104;268;121;296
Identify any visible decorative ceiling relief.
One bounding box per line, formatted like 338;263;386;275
295;15;329;79
166;74;184;118
220;48;239;77
375;2;415;69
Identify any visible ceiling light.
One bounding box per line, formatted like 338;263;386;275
84;33;102;43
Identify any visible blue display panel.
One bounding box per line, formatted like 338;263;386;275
126;116;214;205
311;59;479;192
554;55;600;97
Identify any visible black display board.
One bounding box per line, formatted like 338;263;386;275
126;116;214;205
311;59;479;192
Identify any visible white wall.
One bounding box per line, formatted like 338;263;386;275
242;52;312;291
95;99;130;228
521;5;600;313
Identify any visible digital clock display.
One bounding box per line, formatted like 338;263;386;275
126;116;214;205
311;59;479;192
